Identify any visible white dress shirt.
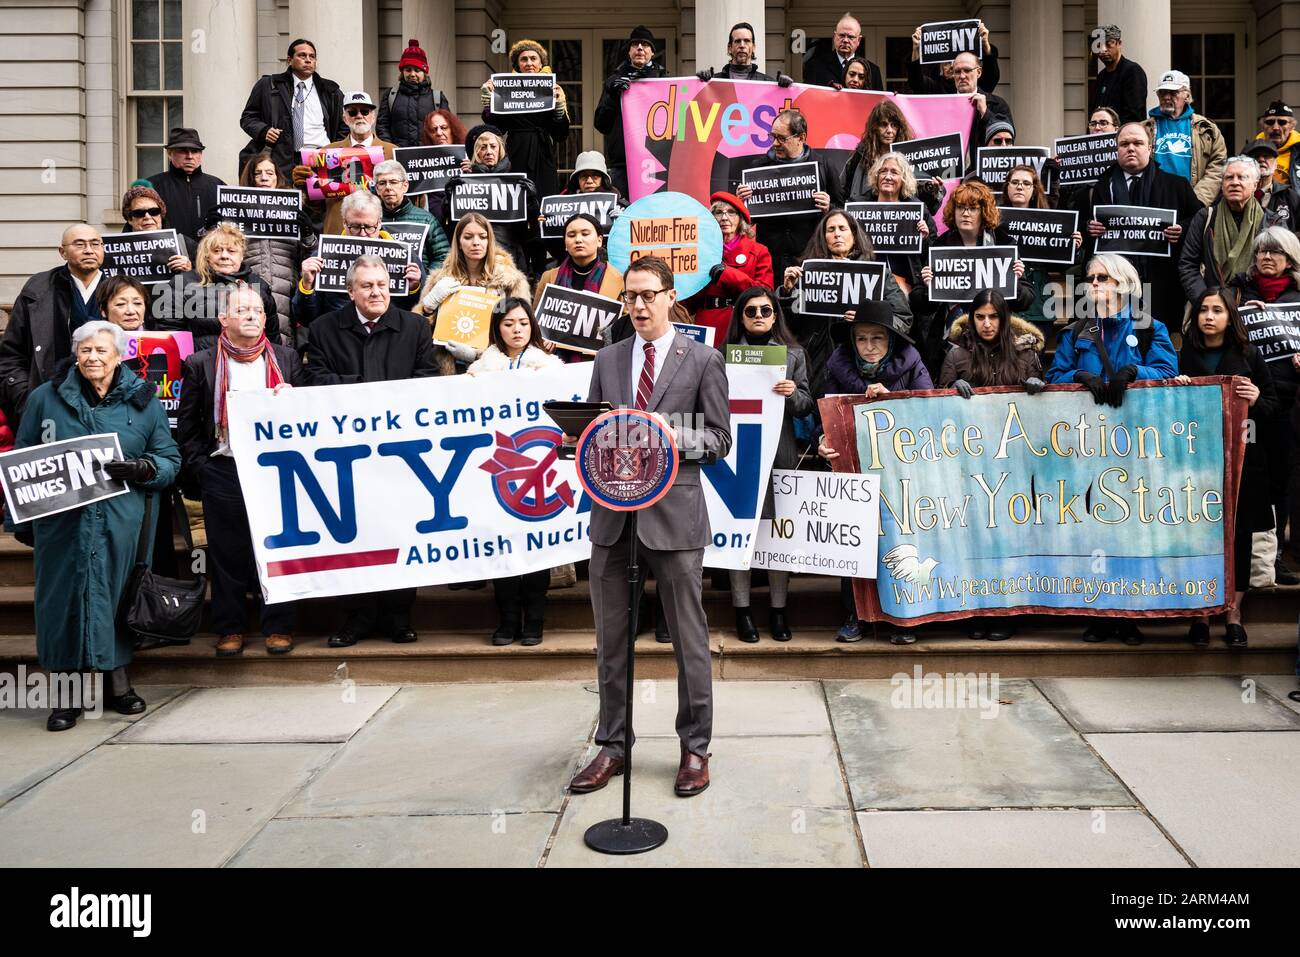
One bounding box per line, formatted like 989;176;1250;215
70;271;101;303
297;75;329;148
214;354;268;457
630;326;676;402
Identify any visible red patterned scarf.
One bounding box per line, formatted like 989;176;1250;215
214;332;285;443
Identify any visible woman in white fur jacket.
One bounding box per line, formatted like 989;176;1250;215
467;297;563;645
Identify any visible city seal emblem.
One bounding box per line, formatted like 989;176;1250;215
575;409;679;511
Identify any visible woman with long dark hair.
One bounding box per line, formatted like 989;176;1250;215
1174;288;1276;648
467;296;563;645
843;100;944;213
722;287;812;641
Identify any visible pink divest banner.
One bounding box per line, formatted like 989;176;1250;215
620;77;977;204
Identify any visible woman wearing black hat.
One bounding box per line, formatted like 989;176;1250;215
817;299;932;645
595;27;668;197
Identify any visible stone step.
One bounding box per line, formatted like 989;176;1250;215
3;620;1293;685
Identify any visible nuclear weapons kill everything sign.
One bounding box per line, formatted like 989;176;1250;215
818;381;1245;625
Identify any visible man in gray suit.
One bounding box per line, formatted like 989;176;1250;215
569;256;732;797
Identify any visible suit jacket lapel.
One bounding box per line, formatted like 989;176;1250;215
276;71;295;121
616;336;634;407
648;333;689;412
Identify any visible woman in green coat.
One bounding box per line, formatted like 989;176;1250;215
14;320;181;731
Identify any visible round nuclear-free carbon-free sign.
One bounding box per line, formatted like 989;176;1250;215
576;409;679;512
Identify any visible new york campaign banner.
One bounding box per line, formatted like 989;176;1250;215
819;382;1245;625
620;78;975;203
229;364;784;600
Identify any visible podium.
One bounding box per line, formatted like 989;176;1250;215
544;402;715;855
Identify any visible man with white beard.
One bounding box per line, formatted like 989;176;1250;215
303;91;397;236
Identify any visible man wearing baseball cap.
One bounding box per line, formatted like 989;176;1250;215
1256;100;1300;189
1243;138;1300;230
1143;69;1227;205
295;91;396;236
1091;25;1148;125
146;127;225;244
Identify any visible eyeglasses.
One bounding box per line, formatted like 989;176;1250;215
344;222;380;235
835;32;859;40
1007;179;1035;188
63;239;104;250
1088;120;1113;129
744;305;774;318
952;67;977;76
1263;119;1290;127
770;131;797;144
128;207;163;219
1085;273;1116;284
955;203;980;212
345;107;374;116
618;289;666;304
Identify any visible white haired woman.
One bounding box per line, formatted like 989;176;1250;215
1045;253;1177;645
12;320;180;731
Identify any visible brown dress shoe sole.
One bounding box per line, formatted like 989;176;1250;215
675;779;709;798
569;766;624;794
215;638;244;658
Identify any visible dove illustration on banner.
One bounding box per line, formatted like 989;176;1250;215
881;544;939;586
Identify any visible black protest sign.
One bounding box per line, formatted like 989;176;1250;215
490;73;556;115
313;236;411;294
796;259;888;317
382;221;430;263
890;134;965;180
846;202;925;255
0;433;127;524
101;230;181;285
394;145;466;195
214;186;302;240
1054;133;1118;186
919;19;982;64
997;207;1079;266
741;162;822;217
540;193;619;239
449;173;528;223
1094;205;1175;257
975;146;1052;191
534;284;622;354
1239;305;1300;362
926;246;1019;303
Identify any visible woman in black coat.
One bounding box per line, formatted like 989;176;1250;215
1174;287;1277;648
479;39;570;198
723;287;813;643
1227;225;1300;581
445;125;542;280
376;40;450;148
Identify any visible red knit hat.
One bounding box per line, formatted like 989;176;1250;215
710;191;751;224
399;39;429;72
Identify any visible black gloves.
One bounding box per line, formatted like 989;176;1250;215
607;74;632;93
105;458;157;484
696;67;715;82
709;263;726;283
1075;371;1108;405
1023;377;1046;396
953;379;974;400
1106;365;1137;407
776;71;794;88
444;175;462;192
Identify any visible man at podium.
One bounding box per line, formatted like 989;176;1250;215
569;256;732;797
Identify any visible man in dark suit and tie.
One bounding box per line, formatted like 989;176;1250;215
802;14;883;91
239;38;347;179
569;256;732;797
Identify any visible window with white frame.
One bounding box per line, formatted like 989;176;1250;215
128;0;184;179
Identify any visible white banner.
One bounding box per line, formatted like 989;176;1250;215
751;470;880;578
702;363;787;569
229;361;783;601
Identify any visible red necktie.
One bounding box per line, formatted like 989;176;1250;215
635;341;655;410
365;320;376;335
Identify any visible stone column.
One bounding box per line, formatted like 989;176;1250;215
288;0;375;98
1009;0;1065;147
1096;0;1171;115
182;0;259;181
402;0;456;113
696;0;767;75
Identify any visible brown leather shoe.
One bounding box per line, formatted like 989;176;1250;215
265;634;294;655
569;752;624;793
675;749;710;797
215;634;244;657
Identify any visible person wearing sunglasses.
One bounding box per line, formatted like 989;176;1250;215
120;185;193;272
722;287;811;643
684;192;774;348
1256;100;1300;190
293;90;396;238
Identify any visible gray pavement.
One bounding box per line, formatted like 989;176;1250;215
1;673;1298;867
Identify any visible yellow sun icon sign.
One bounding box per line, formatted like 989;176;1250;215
452;310;482;342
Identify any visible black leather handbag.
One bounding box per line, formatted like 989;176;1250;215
122;493;206;649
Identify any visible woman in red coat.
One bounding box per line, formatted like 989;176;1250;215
687;192;775;347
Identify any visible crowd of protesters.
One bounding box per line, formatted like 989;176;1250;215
7;18;1300;732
